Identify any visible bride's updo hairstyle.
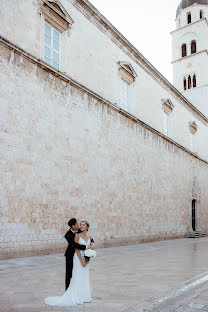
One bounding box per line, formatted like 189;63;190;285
81;220;90;231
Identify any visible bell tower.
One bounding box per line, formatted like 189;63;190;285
171;0;208;117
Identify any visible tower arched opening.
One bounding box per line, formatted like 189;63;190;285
187;12;192;24
191;41;197;54
181;44;187;57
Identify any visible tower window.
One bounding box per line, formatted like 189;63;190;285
184;75;197;90
193;74;197;88
200;10;203;19
191;41;197;54
188;75;192;89
181;44;187;57
187;13;192;24
183;77;187;90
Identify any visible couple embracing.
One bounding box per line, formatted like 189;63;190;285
45;218;96;307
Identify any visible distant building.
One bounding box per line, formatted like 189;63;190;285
172;0;208;117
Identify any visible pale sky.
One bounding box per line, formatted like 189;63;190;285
89;0;181;83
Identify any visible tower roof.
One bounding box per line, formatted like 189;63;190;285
176;0;208;17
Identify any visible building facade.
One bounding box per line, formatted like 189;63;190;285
0;0;208;259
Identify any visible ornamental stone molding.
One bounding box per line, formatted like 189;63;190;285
42;0;74;32
119;61;137;84
189;121;198;134
161;98;175;114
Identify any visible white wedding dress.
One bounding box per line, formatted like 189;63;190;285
45;237;92;307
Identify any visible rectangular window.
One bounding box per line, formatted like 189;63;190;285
163;112;169;136
44;22;61;70
190;132;194;152
120;79;129;110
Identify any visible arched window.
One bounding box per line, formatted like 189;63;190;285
200;10;203;19
191;41;197;54
187;12;192;24
184;77;187;90
181;44;187;57
193;74;196;88
188;75;192;89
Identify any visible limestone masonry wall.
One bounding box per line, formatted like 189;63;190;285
1;42;208;259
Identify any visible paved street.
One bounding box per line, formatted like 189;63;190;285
1;238;208;312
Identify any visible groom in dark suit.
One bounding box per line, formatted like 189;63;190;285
64;218;94;290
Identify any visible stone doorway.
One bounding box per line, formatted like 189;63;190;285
192;199;196;231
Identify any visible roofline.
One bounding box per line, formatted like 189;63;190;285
74;0;208;124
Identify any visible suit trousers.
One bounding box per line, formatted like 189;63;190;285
65;256;73;290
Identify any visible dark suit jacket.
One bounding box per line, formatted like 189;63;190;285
64;229;95;258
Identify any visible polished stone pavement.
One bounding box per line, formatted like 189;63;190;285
1;238;208;312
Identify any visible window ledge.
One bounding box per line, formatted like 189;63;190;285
172;49;208;64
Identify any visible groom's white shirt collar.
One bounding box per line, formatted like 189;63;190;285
70;228;77;234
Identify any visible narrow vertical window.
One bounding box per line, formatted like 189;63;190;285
184;77;187;90
190;132;194;152
191;41;196;54
120;79;129;110
181;44;187;57
163;112;169;136
193;74;196;88
188;75;192;89
44;22;61;70
187;13;192;24
200;10;203;19
189;122;197;152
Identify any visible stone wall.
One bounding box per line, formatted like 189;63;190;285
1;41;208;259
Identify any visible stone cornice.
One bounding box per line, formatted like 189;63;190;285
172;49;208;64
0;35;208;166
73;0;208;125
41;0;74;32
119;62;137;84
119;61;137;79
161;99;175;114
189;121;198;134
171;17;208;34
42;0;74;25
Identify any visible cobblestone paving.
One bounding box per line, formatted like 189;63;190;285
2;238;208;312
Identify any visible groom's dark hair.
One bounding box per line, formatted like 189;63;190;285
68;218;77;228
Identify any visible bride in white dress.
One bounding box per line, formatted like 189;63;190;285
45;221;93;307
